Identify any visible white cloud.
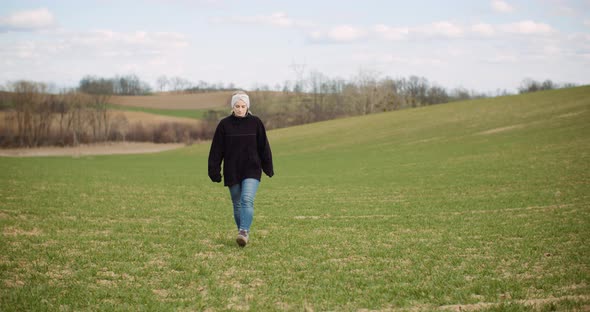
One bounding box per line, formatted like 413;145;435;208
76;30;189;50
308;18;558;44
373;24;409;40
471;23;496;36
491;0;514;13
352;52;445;67
0;8;56;32
213;12;313;28
0;29;191;84
326;25;366;41
417;21;464;38
481;54;519;64
371;21;464;41
584;20;590;27
555;5;576;16
313;19;560;43
385;55;445;66
500;20;555;35
308;25;367;43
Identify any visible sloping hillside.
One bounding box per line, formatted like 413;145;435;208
268;86;589;157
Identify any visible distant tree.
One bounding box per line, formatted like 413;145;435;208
8;81;53;147
426;85;450;105
156;75;169;92
170;76;192;92
518;78;556;94
562;82;577;89
79;74;151;95
282;80;291;93
79;75;114;95
450;87;471;101
404;76;429;107
541;79;555;90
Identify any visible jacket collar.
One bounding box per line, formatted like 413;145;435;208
231;112;251;119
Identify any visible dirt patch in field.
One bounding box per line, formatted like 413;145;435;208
438;295;590;311
557;111;585;118
2;226;42;236
0;142;185;157
476;124;525;135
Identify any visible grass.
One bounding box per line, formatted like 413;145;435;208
1;86;589;311
108;104;223;120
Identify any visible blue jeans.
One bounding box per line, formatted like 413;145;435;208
228;178;260;232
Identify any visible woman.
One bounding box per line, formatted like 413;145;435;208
208;91;274;247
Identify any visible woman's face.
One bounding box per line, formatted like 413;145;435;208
233;100;248;117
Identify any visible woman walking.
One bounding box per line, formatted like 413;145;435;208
208;91;274;247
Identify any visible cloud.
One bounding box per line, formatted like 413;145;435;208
306;18;559;44
384;55;445;66
351;52;445;66
213;12;313;28
481;54;519;64
0;29;190;63
555;5;576;16
0;8;56;32
491;0;515;13
314;21;464;43
584;20;590;27
309;25;367;43
500;20;555;35
416;21;464;38
471;23;496;36
0;28;193;86
373;24;409;40
80;30;189;49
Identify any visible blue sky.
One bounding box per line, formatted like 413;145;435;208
0;0;589;92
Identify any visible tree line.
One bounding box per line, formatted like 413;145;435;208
0;81;213;147
248;74;576;130
79;75;152;95
517;78;576;94
0;73;576;148
249;72;489;130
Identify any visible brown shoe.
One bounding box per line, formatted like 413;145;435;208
236;230;248;247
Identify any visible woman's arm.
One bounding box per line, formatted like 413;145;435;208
208;122;224;182
257;119;274;178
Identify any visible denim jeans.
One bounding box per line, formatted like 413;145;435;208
228;178;260;232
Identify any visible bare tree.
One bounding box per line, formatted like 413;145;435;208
156;75;169;92
170;76;192;93
10;81;53;147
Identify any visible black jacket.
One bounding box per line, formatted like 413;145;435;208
208;113;274;186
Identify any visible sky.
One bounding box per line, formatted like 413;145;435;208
0;0;589;93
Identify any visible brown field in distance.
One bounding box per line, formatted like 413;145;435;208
110;91;233;110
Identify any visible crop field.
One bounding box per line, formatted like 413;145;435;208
109;91;233;110
1;87;589;311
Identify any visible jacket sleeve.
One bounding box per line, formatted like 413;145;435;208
257;118;274;177
208;122;224;183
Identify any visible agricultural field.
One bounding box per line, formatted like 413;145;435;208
109;91;233;110
107;91;232;125
1;86;589;311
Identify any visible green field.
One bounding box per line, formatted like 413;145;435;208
1;87;589;311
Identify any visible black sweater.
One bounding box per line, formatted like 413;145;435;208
208;113;274;186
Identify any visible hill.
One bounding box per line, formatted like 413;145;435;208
1;86;589;310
